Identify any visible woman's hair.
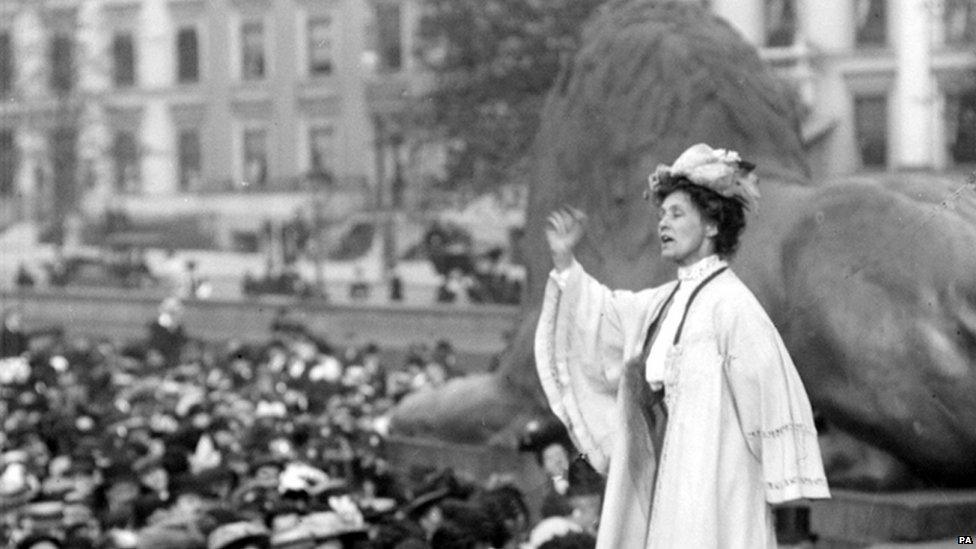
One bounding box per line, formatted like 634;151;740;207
651;176;747;258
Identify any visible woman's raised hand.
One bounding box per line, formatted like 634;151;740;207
545;206;587;271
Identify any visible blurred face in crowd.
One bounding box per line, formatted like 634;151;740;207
139;466;168;494
256;464;281;484
425;363;447;387
106;479;140;508
4;312;22;331
175;492;205;515
271;511;300;531
419;505;444;538
569;494;602;534
191;411;212;430
542;443;570;479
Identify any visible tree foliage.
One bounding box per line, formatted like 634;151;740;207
412;0;605;192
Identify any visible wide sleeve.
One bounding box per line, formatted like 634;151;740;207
717;295;831;503
534;260;661;474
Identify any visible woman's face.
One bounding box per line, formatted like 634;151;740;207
657;191;717;266
541;443;570;478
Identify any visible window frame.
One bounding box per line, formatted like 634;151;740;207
306;14;336;78
762;0;797;48
0;128;17;197
112;130;141;194
853;0;888;49
237;17;271;82
944;90;976;167
49;33;75;93
235;122;270;188
176;26;201;84
303;120;338;182
112;31;137;88
943;0;976;47
0;31;14;97
177;128;203;192
373;1;404;73
852;93;889;169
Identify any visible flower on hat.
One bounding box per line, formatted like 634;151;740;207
648;143;760;210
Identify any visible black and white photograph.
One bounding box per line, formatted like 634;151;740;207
0;0;975;547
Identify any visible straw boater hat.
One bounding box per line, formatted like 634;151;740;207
207;521;270;549
268;526;314;549
0;459;40;511
297;510;369;543
21;501;66;531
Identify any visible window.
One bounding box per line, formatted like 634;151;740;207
308;125;335;182
112;131;140;192
0;129;16;196
945;0;976;46
764;0;796;47
0;32;13;96
308;16;335;76
113;33;136;88
855;0;886;47
375;3;402;71
176;27;200;83
946;91;976;165
241;21;265;80
178;129;202;191
242;128;267;187
50;34;74;93
853;95;887;168
49;128;77;218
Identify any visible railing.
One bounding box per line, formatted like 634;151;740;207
189;174;369;195
114;174;371;196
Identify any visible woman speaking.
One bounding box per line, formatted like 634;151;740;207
534;143;830;548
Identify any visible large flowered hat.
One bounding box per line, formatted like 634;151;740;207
647;143;760;210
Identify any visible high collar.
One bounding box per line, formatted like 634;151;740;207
676;254;727;282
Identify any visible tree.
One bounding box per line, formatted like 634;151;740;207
412;0;605;193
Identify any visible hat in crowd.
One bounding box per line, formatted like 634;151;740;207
527;517;583;549
207;521;270;549
14;533;64;549
518;418;573;455
298;510;368;543
1;449;30;467
21;500;66;531
41;475;76;499
404;487;451;519
63;502;94;527
268;527;314;549
0;461;40;511
138;523;207;549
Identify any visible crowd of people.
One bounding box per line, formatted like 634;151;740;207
0;302;599;549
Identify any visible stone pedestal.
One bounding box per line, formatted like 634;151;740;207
809;489;976;548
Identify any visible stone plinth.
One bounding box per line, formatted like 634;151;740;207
810;489;976;548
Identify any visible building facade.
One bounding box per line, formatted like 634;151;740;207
0;0;429;239
1;0;974;240
712;0;976;178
